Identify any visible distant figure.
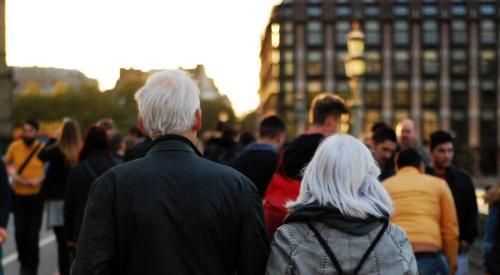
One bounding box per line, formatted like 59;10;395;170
204;127;245;165
0;159;10;275
230;115;286;197
96;118;116;139
370;126;397;181
383;148;459;274
38;118;82;275
109;132;126;164
397;119;432;166
264;93;349;238
266;135;417;275
71;70;268;275
64;126;116;251
4;119;45;275
426;130;478;275
238;132;256;148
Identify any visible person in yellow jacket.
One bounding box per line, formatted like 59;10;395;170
4;119;45;275
383;148;459;275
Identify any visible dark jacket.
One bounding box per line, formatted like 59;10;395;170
71;135;269;275
282;133;323;180
204;136;245;165
38;143;71;199
64;150;116;243
491;200;500;274
426;165;478;245
230;143;279;197
0;160;10;228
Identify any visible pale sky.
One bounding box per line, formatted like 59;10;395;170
6;0;281;116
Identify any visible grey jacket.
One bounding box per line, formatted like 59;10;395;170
266;221;418;275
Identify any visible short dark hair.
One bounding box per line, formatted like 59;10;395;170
24;119;39;131
397;148;422;169
371;122;389;133
259;115;286;138
239;132;256;147
309;93;349;125
372;127;397;144
430;130;454;151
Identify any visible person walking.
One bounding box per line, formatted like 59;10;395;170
71;70;269;275
37;118;82;275
0;159;10;275
383;148;459;274
63;126;116;252
266;134;417;274
4;119;45;275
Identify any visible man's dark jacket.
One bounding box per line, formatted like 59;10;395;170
0;160;10;228
426;165;478;245
71;135;269;275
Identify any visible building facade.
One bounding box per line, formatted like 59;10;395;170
259;0;500;175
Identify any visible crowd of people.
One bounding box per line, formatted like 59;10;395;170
0;69;494;274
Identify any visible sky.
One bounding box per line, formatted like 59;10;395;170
6;0;281;117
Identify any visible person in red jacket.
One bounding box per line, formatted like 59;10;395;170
264;93;349;238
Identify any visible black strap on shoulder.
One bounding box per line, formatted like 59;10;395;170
307;220;389;275
18;143;42;175
82;161;98;181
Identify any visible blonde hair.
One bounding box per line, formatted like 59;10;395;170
59;118;82;166
287;134;393;218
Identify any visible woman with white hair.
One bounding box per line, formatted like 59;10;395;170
266;134;418;275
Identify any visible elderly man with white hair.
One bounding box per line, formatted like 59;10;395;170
71;70;269;275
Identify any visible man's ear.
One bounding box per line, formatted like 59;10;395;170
192;109;202;132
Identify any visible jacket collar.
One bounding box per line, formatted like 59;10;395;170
147;134;202;157
396;166;421;175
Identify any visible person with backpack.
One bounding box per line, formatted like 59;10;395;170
64;126;116;252
266;134;417;275
384;148;459;274
4;119;45;275
37;118;82;275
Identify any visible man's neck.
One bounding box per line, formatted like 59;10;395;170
432;163;448;177
154;131;197;145
306;125;332;136
256;137;278;149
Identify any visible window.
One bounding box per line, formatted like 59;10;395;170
423;80;439;105
365;6;380;16
280;7;294;17
481;20;496;44
451;5;467;15
335;21;350;45
394;21;410;45
423;50;439;74
422;5;439;16
451;21;467;44
423;111;439;140
366;51;381;74
307;6;322;17
394;80;410;106
394;50;410;75
307;81;322;93
307;21;323;46
451;49;467;74
365;21;380;45
284;80;293;93
365;81;381;105
336;6;352;16
451;80;467;107
480;50;496;75
480;5;496;15
481;79;495;91
422;20;439;45
307;51;323;76
335;51;347;75
394;6;409;16
283;50;294;77
336;81;350;100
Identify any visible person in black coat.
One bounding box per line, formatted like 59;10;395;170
71;70;269;275
230;115;286;197
64;126;116;250
0;159;10;275
37;118;82;275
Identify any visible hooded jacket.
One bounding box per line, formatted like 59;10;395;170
266;204;418;275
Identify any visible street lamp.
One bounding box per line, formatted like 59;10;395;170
345;20;365;137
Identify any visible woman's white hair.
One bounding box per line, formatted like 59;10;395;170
287;134;393;218
134;70;200;137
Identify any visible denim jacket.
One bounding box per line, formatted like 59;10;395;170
266;205;418;275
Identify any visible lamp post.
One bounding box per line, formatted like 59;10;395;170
345;21;366;137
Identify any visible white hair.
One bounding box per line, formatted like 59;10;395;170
287;134;393;218
134;70;200;137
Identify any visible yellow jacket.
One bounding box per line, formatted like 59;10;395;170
383;167;459;270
